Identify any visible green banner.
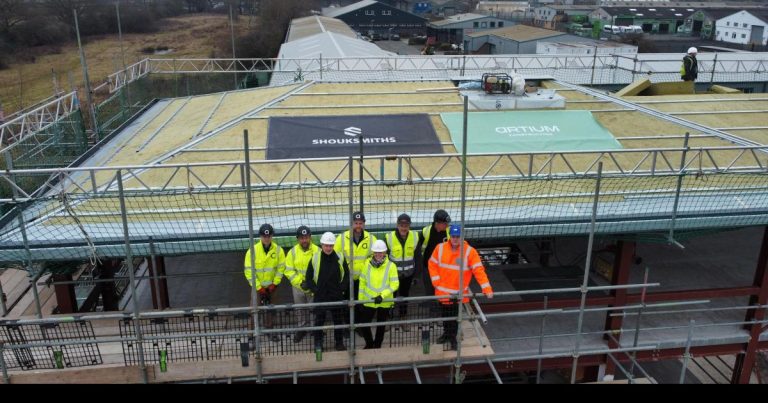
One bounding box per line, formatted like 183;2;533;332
440;111;622;153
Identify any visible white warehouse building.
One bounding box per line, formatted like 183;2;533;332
715;10;768;46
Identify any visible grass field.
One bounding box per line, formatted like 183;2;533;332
0;14;249;116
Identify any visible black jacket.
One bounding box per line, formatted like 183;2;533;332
682;55;698;81
306;251;350;302
417;224;447;269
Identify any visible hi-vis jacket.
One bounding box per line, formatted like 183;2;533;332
284;243;320;290
385;230;420;277
358;256;399;309
243;242;286;291
334;230;377;281
428;240;492;304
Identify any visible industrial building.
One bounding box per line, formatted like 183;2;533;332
1;14;768;383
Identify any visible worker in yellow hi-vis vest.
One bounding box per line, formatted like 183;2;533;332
244;223;286;342
358;240;399;349
334;211;377;325
283;225;318;344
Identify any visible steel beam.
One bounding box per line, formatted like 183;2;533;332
731;226;768;384
52;272;78;314
602;240;636;378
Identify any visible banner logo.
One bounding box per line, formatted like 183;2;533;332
344;126;362;137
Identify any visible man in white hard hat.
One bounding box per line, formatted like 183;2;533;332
358;240;399;349
304;232;349;352
681;47;698;82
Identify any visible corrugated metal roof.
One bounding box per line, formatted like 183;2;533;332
278;31;396;60
323;0;378;18
430;13;490;27
466;25;565;42
286;15;358;43
599;6;692;19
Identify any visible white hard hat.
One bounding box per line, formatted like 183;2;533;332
320;232;336;245
371;240;387;253
687;47;697;54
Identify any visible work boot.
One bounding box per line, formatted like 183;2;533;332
294;331;307;344
335;340;346;351
449;337;458;351
399;324;410;332
270;334;280;342
437;333;449;344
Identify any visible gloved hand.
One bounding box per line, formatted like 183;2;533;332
268;284;277;293
257;288;267;295
373;296;383;304
486;291;494;300
300;281;308;291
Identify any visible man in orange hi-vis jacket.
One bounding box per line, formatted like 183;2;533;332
428;224;493;350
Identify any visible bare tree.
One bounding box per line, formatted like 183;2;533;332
43;0;91;31
0;0;28;34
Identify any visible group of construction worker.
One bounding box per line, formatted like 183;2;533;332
243;210;494;353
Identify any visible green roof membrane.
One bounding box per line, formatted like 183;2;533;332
440;111;623;153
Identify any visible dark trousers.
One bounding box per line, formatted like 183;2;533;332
359;306;390;348
441;303;459;339
421;263;435;296
395;273;414;317
313;306;344;348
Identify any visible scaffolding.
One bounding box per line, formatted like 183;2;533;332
1;55;768;383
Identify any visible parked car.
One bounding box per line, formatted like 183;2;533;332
371;33;382;41
391;34;400;41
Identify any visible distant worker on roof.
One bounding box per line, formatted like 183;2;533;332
244;223;286;342
358;240;399;349
428;224;493;350
283;225;319;344
681;47;698;82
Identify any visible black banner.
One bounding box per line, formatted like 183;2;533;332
266;114;442;160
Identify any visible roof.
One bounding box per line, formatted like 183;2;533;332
323;0;378;18
278;31;396;60
599;6;695;19
430;13;491;27
286;15;357;43
743;9;768;24
691;8;759;21
536;5;598;11
466;24;565;42
5;79;768;261
539;40;636;49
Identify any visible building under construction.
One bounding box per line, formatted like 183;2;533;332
1;17;768;383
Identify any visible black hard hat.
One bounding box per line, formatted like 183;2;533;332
433;209;451;223
259;224;274;236
296;225;311;237
397;213;411;224
352;211;366;222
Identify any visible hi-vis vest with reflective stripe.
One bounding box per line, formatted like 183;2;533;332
385;230;419;277
428;241;492;304
359;257;399;308
311;250;345;284
243;242;286;291
284;243;319;289
334;230;376;280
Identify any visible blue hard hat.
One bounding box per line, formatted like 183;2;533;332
449;224;461;236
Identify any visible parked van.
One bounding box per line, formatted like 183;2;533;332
620;25;644;34
602;25;621;34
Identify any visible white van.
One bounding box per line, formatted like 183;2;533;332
602;25;621;34
620;25;643;34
